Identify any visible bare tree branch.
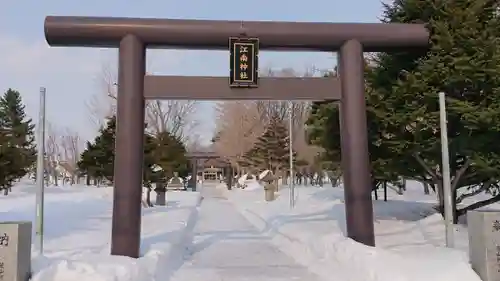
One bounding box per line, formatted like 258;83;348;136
86;63;117;130
59;127;84;174
145;100;199;141
212;101;264;169
45;122;60;164
186;133;204;152
88;62;199;142
212;66;329;171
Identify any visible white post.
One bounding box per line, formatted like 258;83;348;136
289;102;295;208
439;92;455;248
35;87;46;255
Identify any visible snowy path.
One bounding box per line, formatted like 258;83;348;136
169;186;320;281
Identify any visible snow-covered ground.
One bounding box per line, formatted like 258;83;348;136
0;179;490;281
221;180;483;281
169;186;320;281
0;181;201;281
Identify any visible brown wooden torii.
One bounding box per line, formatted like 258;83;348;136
43;16;429;258
185;151;230;191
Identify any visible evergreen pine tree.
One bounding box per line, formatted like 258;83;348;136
248;115;294;172
77;116;170;187
143;133;157;187
152;131;188;179
77;116;116;182
242;147;261;169
0;89;36;191
307;0;500;219
385;0;500;219
0;130;13;189
78;141;104;181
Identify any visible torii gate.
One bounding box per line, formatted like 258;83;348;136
43;16;429;258
186;151;232;191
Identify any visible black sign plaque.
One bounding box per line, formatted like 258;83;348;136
229;37;259;88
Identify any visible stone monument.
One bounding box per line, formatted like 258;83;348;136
468;209;500;281
167;172;185;191
154;181;167;206
0;221;32;281
260;171;277;202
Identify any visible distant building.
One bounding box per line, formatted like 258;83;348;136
198;158;228;181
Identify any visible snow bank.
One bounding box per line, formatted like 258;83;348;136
216;180;263;191
32;254;152;281
223;184;481;281
0;184;202;281
232;173;264;191
244;179;263;190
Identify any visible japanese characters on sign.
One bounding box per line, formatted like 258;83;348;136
493;220;500;232
0;234;8;247
0;233;8;280
229;37;259;88
496;245;500;273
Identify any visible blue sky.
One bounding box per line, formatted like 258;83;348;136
0;0;385;144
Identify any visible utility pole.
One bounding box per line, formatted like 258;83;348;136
35;87;47;254
439;92;455;248
289;102;295;208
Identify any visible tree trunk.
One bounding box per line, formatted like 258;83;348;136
330;176;336;187
226;167;233;190
451;188;459;224
383;181;388;202
436;180;445;217
155;183;166;206
423;182;430;195
146;187;153;207
53;170;58;186
156;191;166;206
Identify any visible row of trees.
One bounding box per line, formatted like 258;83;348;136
307;0;500;222
74;60;205;205
81;63;198;185
0;89;36;193
0;62;202;193
212;68;324;178
0;87;88;191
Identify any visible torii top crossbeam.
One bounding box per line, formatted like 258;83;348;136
44;16;428;51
